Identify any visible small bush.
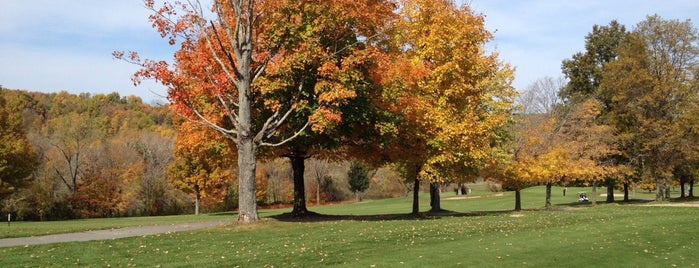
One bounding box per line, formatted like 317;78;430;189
485;181;503;192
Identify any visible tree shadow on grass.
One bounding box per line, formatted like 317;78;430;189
207;196;691;224
555;198;659;208
668;196;699;202
270;209;514;222
211;199;674;223
617;199;655;204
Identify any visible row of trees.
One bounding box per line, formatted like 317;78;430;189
0;88;409;219
123;0;699;221
0;90;192;220
5;1;696;221
118;0;517;222
487;15;699;210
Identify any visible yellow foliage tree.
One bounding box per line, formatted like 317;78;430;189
168;121;234;215
488;78;623;209
383;0;516;213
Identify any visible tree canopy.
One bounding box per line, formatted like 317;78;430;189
0;88;38;199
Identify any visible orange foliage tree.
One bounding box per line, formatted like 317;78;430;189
493;78;623;209
256;0;395;217
557;98;625;205
486;77;565;210
117;0;394;222
69;161;127;218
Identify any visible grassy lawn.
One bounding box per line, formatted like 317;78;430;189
2;186;697;267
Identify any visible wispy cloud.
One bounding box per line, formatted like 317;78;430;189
1;0;698;102
0;0;174;103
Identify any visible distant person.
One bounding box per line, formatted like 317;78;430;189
563;187;567;196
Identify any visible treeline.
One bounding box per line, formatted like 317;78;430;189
0;89;190;220
0;89;406;220
119;0;699;223
4;1;698;222
490;15;699;210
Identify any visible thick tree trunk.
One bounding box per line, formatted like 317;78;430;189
606;178;615;203
655;176;664;201
623;182;629;202
237;136;259;223
289;152;309;216
412;178;420;214
689;179;694;197
680;180;686;198
514;189;522;211
545;182;552;209
592;180;597;206
194;186;201;216
429;182;441;212
664;180;671;200
234;2;259;223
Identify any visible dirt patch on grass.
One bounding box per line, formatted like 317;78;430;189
640;202;699;207
599;194;626;197
444;193;504;201
0;220;231;248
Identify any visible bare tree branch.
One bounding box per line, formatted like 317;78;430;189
260;121;310;147
190;105;238;141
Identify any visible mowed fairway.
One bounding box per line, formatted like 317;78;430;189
1;186;698;267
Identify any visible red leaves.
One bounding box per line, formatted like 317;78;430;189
124;0;400;158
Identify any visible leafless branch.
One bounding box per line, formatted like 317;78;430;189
189;105;238;141
260;121;310;147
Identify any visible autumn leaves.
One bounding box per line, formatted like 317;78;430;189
384;0;516;212
122;0;516;221
500;15;699;209
125;0;699;223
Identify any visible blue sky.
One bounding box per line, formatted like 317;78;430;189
468;0;699;92
0;0;175;103
1;1;698;103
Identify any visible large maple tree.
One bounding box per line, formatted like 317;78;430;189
381;0;516;213
117;0;394;222
257;0;395;217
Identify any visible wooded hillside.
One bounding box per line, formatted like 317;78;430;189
0;88;404;220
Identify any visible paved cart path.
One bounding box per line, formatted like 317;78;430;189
0;220;230;248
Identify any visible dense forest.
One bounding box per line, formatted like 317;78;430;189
0;89;406;220
0;89;183;220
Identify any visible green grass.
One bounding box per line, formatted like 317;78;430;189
309;185;661;216
2;185;662;238
1;186;697;267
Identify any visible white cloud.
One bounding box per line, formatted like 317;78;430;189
1;0;152;33
0;0;175;103
1;0;698;102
